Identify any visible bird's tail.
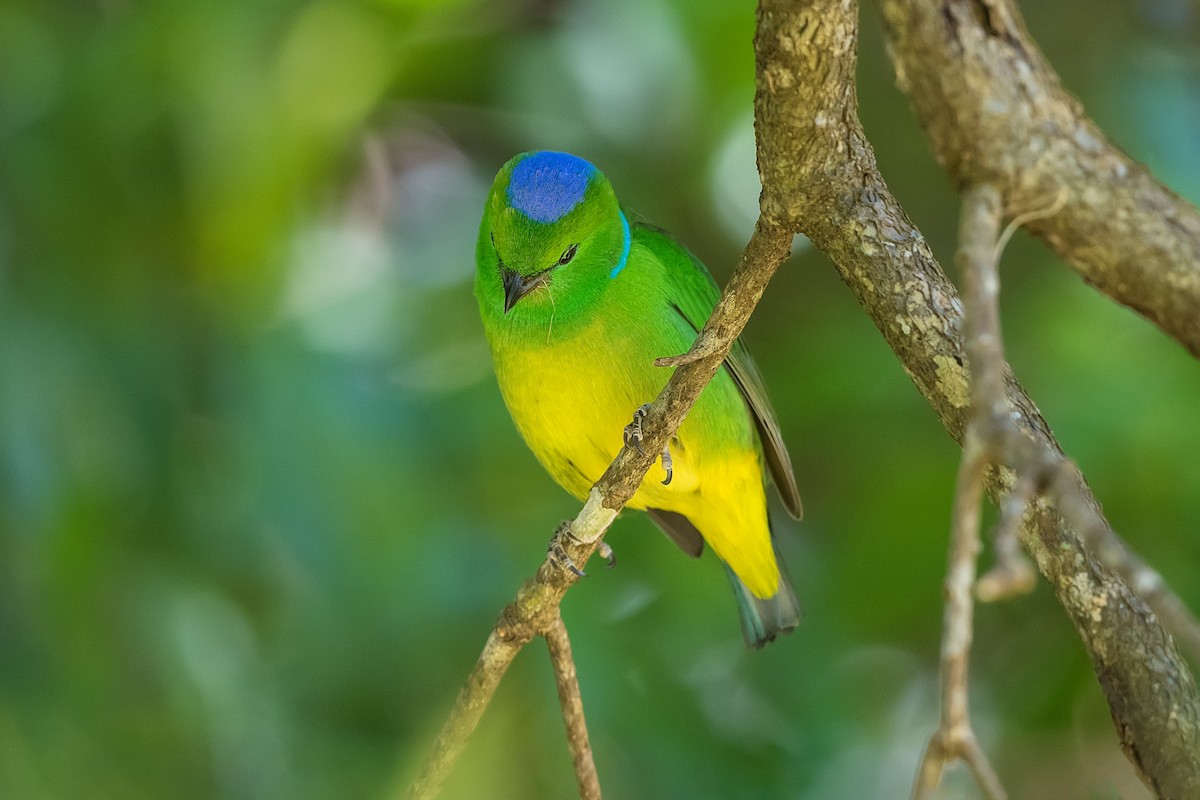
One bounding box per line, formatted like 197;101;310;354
723;546;801;649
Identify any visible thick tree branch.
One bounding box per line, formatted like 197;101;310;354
880;0;1200;358
409;2;1200;797
759;0;1200;795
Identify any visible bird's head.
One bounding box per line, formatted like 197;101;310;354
477;151;631;319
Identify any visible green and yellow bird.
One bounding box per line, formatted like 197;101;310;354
475;151;802;647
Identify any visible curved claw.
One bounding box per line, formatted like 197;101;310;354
548;523;617;577
548;521;587;577
623;404;650;456
623;405;676;485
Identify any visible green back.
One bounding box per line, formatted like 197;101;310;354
635;221;803;520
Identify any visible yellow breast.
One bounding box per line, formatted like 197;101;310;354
492;318;683;498
488;319;780;599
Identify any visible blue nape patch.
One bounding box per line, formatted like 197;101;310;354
610;212;631;279
507;152;595;223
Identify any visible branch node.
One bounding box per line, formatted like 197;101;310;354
975;559;1037;602
991;188;1069;264
654;340;717;368
976;474;1038;602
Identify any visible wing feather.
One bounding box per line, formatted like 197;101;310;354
636;222;802;519
647;508;705;557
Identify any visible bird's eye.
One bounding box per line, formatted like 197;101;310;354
558;244;579;266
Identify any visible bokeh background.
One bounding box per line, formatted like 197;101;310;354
1;1;1198;798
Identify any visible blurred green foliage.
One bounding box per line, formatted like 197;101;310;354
0;1;1197;798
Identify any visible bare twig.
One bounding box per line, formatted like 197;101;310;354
990;189;1067;267
914;431;1008;800
401;492;614;800
546;612;601;800
767;0;1200;793
914;176;1200;796
913;183;1009;800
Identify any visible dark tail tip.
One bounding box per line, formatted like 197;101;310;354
724;565;802;649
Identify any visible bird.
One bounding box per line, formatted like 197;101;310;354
474;150;802;647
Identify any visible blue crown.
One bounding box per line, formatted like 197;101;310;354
507;151;596;224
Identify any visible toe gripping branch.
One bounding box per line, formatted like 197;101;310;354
550;403;675;579
548;521;615;578
623;404;673;486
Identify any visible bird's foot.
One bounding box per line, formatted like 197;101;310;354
622;404;649;455
622;404;674;485
660;442;673;486
548;521;615;578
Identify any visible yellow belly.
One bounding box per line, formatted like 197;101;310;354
490;321;780;598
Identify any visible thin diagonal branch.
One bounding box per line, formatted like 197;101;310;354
403;11;820;786
404;631;524;800
546;611;600;800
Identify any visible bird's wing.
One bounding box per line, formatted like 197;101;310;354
647;508;705;557
635;222;803;520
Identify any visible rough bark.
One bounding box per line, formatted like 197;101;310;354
409;2;1200;797
880;0;1200;358
758;0;1200;795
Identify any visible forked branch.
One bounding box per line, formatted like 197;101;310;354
408;1;1200;797
763;0;1200;795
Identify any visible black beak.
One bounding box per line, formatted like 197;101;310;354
501;267;546;314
